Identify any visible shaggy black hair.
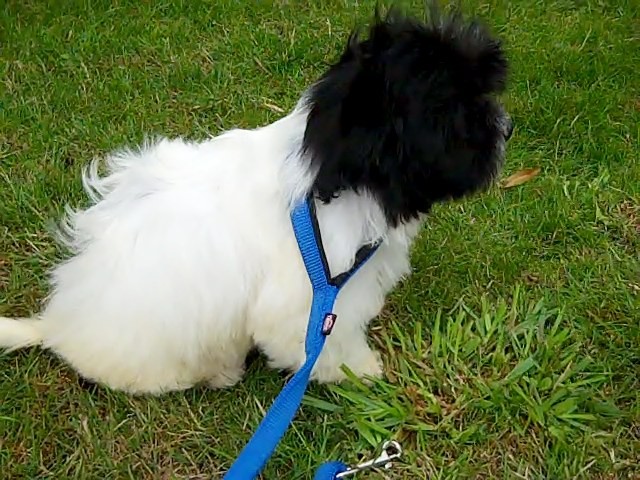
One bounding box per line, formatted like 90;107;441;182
303;7;511;226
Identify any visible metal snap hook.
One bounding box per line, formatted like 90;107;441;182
335;441;403;478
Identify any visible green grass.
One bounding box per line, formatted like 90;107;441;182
1;0;639;478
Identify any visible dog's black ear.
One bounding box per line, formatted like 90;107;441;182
446;19;508;95
420;2;507;95
347;11;507;99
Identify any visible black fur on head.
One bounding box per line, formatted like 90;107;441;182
302;6;512;226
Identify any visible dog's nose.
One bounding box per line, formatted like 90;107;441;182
505;117;514;140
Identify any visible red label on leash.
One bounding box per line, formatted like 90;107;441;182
322;313;337;335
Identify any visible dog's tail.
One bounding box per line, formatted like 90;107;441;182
0;317;43;351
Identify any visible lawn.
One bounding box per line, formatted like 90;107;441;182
1;0;638;478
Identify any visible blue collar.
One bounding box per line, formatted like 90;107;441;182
223;195;380;479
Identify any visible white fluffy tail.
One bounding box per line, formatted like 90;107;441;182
0;317;43;351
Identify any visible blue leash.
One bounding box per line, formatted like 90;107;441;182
223;196;380;479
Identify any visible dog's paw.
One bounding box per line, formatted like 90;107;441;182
349;348;384;382
313;348;383;384
206;365;245;389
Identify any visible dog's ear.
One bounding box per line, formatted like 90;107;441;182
344;8;508;96
420;2;507;95
445;19;507;95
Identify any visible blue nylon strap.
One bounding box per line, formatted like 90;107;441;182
223;197;346;480
314;461;349;480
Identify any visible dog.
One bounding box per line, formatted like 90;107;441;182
0;9;512;394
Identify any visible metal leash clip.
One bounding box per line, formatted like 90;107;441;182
335;440;403;478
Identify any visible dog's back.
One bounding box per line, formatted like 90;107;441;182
0;120;307;393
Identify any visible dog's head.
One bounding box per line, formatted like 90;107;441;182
302;8;512;225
